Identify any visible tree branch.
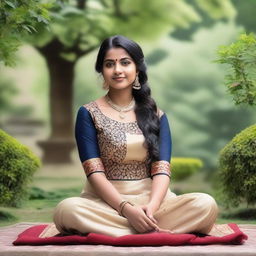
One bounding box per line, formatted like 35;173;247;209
112;0;123;17
36;37;63;57
99;0;110;8
76;0;87;10
111;0;135;21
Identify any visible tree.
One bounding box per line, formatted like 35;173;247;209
24;0;235;163
0;0;49;66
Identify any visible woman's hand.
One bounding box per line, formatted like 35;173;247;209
141;202;159;225
122;203;174;234
141;203;174;234
121;203;159;233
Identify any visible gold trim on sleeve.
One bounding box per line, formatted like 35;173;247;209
151;160;171;177
82;157;105;176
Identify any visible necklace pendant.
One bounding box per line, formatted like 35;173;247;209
119;112;125;119
105;94;135;119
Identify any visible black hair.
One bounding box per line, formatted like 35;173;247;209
95;35;160;168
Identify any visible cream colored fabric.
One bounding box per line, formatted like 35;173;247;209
53;178;218;237
124;133;147;162
39;223;59;238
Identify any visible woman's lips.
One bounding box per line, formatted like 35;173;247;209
113;77;125;82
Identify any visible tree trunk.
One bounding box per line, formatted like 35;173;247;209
48;57;74;140
37;48;76;164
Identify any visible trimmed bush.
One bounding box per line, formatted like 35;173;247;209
218;124;256;207
171;157;203;181
0;129;41;207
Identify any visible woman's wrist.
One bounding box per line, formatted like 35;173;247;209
120;202;134;217
118;200;134;217
148;200;160;212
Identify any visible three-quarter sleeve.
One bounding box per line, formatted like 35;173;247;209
75;106;105;178
150;113;172;179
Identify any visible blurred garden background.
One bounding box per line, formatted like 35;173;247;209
0;0;255;227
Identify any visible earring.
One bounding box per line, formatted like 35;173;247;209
102;80;109;90
132;75;141;90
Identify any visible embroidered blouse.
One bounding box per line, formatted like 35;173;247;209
75;101;172;180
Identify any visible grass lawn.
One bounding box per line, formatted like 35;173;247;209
1;170;255;228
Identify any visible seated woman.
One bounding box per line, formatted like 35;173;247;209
53;35;218;237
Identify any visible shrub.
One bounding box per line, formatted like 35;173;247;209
171;157;203;181
218;124;256;207
0;129;41;207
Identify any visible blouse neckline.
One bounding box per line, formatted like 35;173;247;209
92;101;138;125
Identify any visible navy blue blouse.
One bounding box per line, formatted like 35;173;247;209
75;102;172;180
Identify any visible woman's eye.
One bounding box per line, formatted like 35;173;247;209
121;61;130;65
105;60;130;68
105;62;114;68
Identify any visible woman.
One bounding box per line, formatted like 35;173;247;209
53;35;218;237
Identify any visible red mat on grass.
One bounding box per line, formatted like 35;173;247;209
13;223;248;246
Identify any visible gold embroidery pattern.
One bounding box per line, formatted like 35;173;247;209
103;160;150;180
82;157;105;176
151;160;171;178
83;101;150;180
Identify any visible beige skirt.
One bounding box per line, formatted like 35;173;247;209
53;178;218;237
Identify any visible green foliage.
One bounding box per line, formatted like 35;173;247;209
195;0;236;20
0;0;50;66
221;208;256;220
218;124;256;207
0;129;41;207
0;77;18;118
215;33;256;106
171;0;236;41
149;23;254;169
28;186;80;200
232;0;256;34
0;72;35;124
0;209;17;221
26;0;235;60
28;186;49;200
171;157;203;181
146;49;169;65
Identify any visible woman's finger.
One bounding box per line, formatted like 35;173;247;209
141;205;158;224
147;214;158;224
143;214;159;231
133;207;159;233
157;227;175;234
130;219;147;234
136;218;154;233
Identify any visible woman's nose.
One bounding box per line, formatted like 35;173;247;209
114;63;122;73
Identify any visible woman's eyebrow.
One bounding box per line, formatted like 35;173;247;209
104;57;132;62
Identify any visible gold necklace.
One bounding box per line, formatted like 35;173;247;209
105;94;135;119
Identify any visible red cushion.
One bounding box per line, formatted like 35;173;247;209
13;223;247;246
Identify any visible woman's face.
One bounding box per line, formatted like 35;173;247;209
102;47;137;90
